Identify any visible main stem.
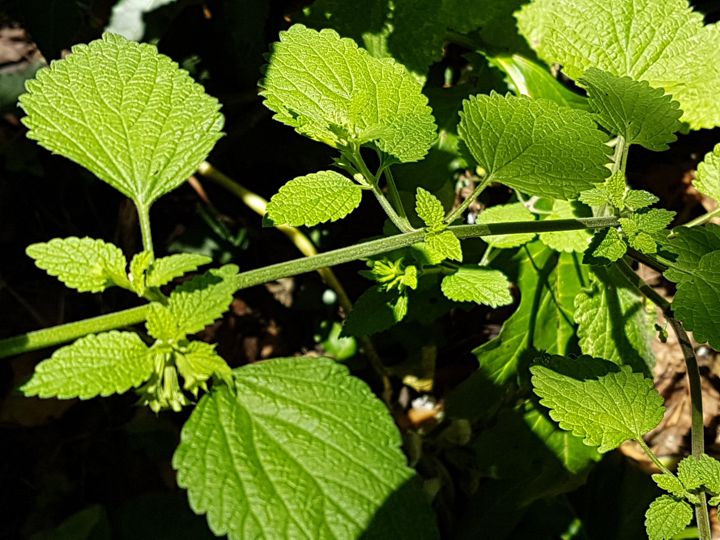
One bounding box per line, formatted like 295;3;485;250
0;217;618;359
616;259;711;540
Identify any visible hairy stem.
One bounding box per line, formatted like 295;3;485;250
445;176;490;224
635;438;674;476
135;202;154;258
383;167;411;226
682;207;720;229
0;217;618;358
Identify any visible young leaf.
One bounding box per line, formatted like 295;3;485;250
425;230;462;263
19;33;223;206
579;172;626;209
518;0;720;130
575;267;655;374
441;266;513;307
695;143;720;203
585;227;627;265
146;253;213;288
260;24;437;163
415;187;445;230
664;225;720;283
624;190;660;211
652;474;690;500
538;200;592;253
266;171;363;227
129;250;153;296
672;251;720;350
458;93;611;200
644;495;693;540
475;203;536;249
146;265;238;341
21;331;153;399
677;454;720;494
175;342;232;394
26;237;130;293
343;286;408;336
531;358;665;452
579;68;683;151
173;357;437;540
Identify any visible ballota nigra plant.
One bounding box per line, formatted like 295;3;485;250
4;0;720;537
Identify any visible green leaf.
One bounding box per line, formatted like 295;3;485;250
22;331;153;399
260;24;436;163
19;33;223;206
575;267;655;374
343;286;408;336
531;358;664;452
695;143;720;203
266;171;363;226
579;171;626;210
174;357;437;539
175;342;232;395
539;200;592;253
425;230;462;262
26;237;130;293
475;203;536;249
579;68;683;151
585;227;627;265
644;495;693;540
441;266;512;307
624;190;659;211
146;253;213;288
664;225;720;283
672;250;720;350
677;454;720;494
636;209;676;234
146;265;238;341
517;0;720;130
415;187;445;230
129;250;153;296
458;93;611;200
652;474;689;499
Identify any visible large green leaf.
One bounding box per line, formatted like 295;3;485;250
261;24;436;163
22;332;153;399
579;68;683;151
174;357;437;539
20;33;224;206
664;225;720;283
644;496;693;540
458;93;611;200
695;143;720;204
531;356;665;452
517;0;720;129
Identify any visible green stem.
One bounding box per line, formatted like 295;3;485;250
383;167;410;226
683;207;720;229
616;259;711;539
0;217;618;358
135;202;154;258
445;176;490;224
635;438;674;476
611;136;629;175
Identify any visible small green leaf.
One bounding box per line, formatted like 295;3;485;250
261;24;436;163
636;209;676;234
677;454;720;494
441;266;513;307
146;265;238;341
173;357;437;539
176;341;232;394
629;232;658;254
531;357;664;452
19;33;223;206
517;0;720;129
579;68;683;151
26;237;130;293
475;203;536;249
672;250;720;350
644;495;693;540
539;200;592;253
22;331;153;399
575;267;655;374
624;190;659;211
695;143;720;203
266;171;363;226
652;474;689;499
147;253;213;288
343;286;408;336
129;250;153;296
664;225;720;283
415;187;445;230
425;230;462;262
458;93;611;200
585;228;627;265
